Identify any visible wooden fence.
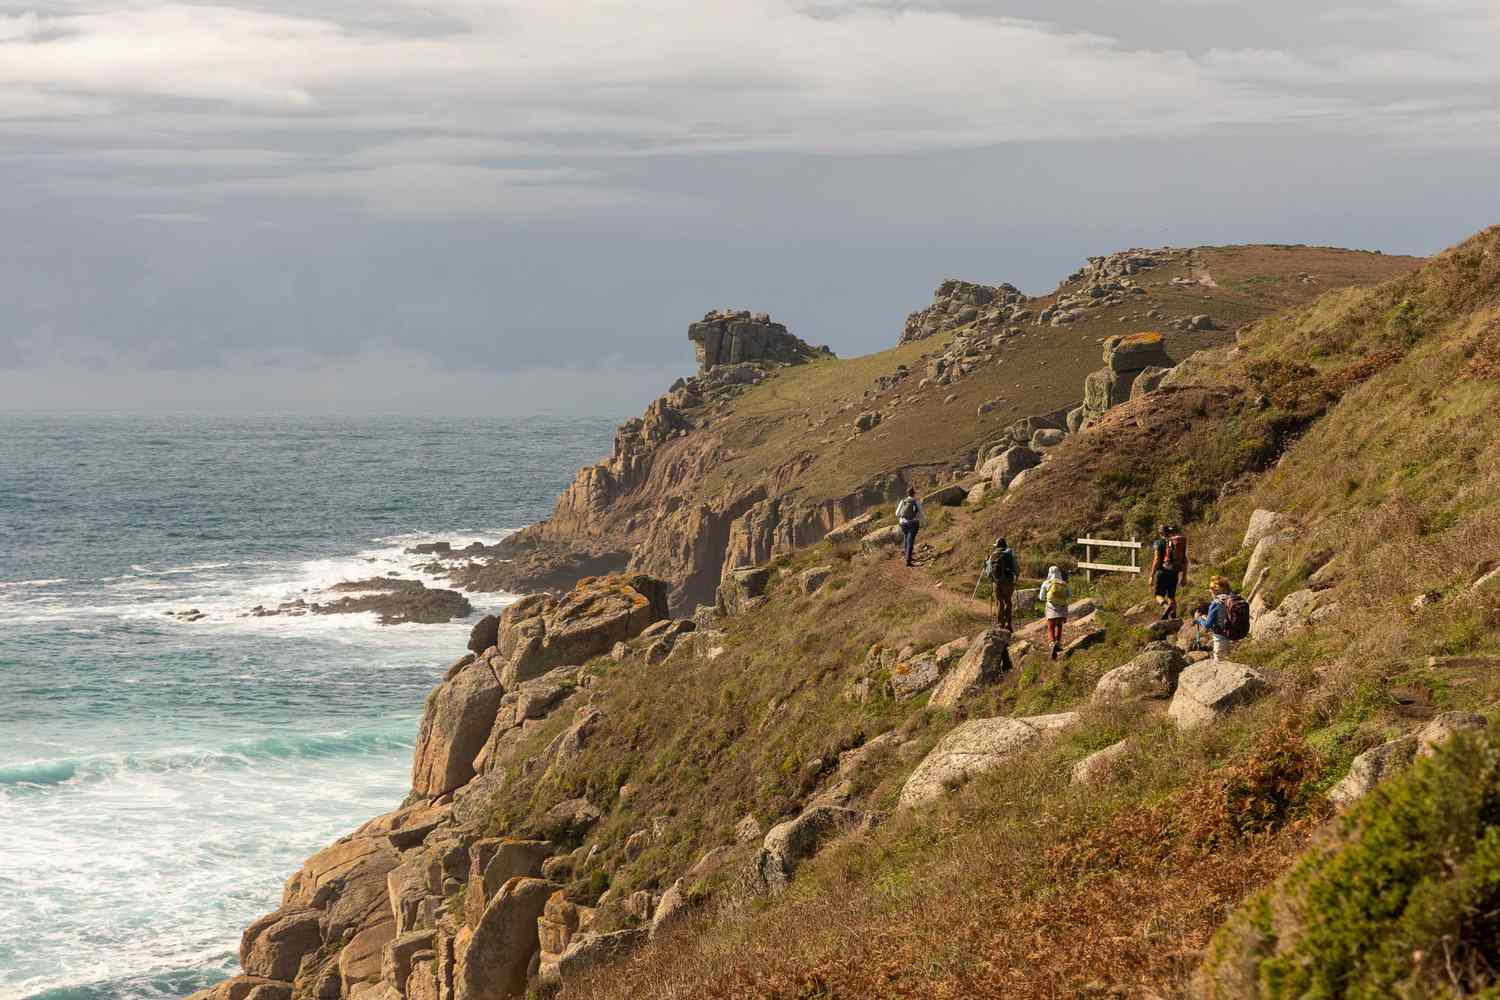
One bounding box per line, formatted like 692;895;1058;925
1077;535;1141;583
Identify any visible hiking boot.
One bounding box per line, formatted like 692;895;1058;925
1050;643;1060;660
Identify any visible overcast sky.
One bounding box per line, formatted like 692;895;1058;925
2;0;1497;414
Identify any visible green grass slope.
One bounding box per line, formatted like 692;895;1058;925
468;232;1496;1000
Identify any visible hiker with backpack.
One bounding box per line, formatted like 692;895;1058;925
1039;565;1070;659
985;537;1021;630
1195;575;1250;660
1148;524;1188;620
895;488;925;567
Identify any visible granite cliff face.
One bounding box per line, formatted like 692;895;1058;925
421;312;897;615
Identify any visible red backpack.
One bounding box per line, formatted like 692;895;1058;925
1165;534;1187;571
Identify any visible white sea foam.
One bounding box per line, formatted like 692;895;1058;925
0;528;521;630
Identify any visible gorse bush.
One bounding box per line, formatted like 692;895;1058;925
1200;721;1500;999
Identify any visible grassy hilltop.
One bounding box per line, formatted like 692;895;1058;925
468;228;1500;999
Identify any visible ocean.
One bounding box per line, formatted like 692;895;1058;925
0;414;618;1000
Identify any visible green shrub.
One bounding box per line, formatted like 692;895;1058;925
1201;720;1500;998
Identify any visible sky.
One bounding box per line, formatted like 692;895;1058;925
2;0;1498;415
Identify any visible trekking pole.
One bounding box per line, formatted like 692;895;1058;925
972;570;987;599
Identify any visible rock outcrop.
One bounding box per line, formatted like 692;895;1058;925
1081;333;1176;426
688;310;827;371
927;627;1012;708
900;279;1031;344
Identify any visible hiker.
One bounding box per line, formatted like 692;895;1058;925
1148;524;1188;620
985;537;1021;630
895;488;925;567
1195;576;1250;660
1039;565;1070;659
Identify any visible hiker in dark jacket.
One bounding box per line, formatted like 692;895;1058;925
1148;524;1188;620
895;488;925;567
986;537;1021;630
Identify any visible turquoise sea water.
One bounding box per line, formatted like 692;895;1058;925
0;414;617;1000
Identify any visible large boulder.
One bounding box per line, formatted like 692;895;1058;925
382;930;436;998
986;446;1040;490
1250;588;1336;641
1326;735;1416;808
899;713;1078;808
282;836;400;936
688;311;820;370
1092;643;1187;704
928;628;1013;708
1128;365;1171;400
861;524;904;550
754;805;865;895
497;575;669;687
556;928;649;982
454;877;556;1000
467;614;500;654
1166;661;1269;730
1081;368;1138;424
185;978;293;1000
716;565;772;616
1241;509;1293;551
240;909;322;982
1243;530;1296;595
338;917;397;994
411;658;505;798
888;656;941;698
1030;428;1067;450
651;879;689;939
825;511;877;543
1328;713;1486;807
465;839;553;928
1071;739;1130;785
1104;331;1173;372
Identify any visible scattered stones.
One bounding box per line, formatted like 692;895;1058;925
901;279;1029;344
854;410;882;433
1167;661;1269;730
